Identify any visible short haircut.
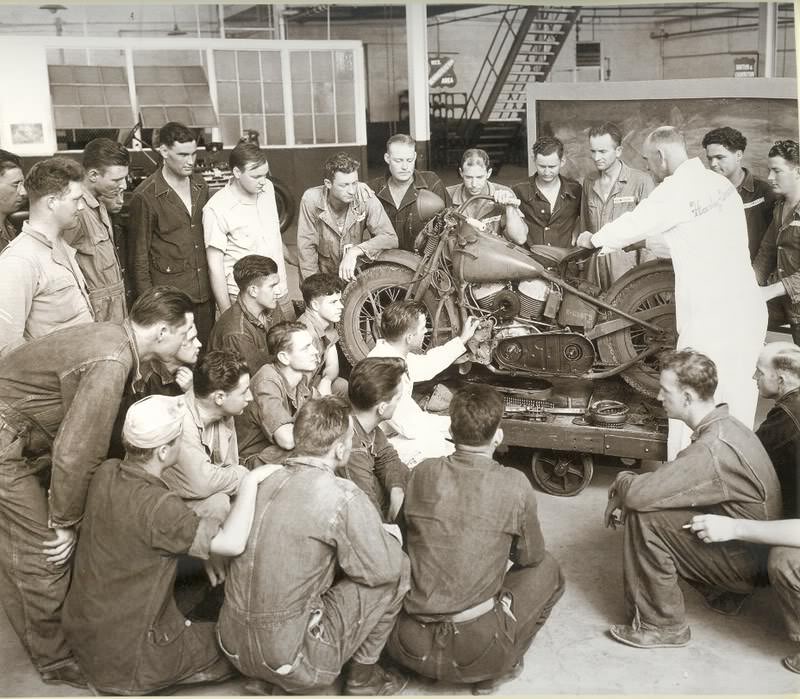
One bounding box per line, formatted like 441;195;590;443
158;122;196;148
293;395;351;457
83;137;130;171
767;342;800;379
233;254;278;293
386;133;416;151
229;141;267;171
301;272;346;306
193;350;250;398
460;148;491;170
701;126;747;153
769;140;800;166
267;321;307;358
323;152;360;182
532;136;564;160
660;348;718;401
588;122;623;148
24;156;83;203
0;149;22;178
449;384;504;446
129;286;194;329
348;357;406;411
380;300;426;343
123;434;179;464
645;126;687;150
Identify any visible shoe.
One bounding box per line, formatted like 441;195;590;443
472;660;524;695
609;623;691;649
41;659;89;689
783;651;800;674
344;664;408;696
687;579;749;616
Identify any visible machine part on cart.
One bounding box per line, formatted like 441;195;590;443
531;450;594;496
494;332;595;375
587;399;630;426
502;395;555;417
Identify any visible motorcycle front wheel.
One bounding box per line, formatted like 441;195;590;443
339;264;453;367
596;262;677;399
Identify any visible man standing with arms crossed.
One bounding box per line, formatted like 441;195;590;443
129;122;214;346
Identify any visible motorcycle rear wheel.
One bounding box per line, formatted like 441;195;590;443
596;264;677;399
338;264;452;367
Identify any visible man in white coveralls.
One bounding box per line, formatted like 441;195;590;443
578;126;767;459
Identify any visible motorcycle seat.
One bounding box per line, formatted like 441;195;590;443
528;245;577;267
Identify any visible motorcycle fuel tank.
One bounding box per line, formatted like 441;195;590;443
452;228;545;283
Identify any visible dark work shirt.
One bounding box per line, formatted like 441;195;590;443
617;405;782;521
63;459;220;694
402;449;546;618
756;387;800;517
753;200;800;324
512;175;582;248
208;298;282;376
336;415;410;521
738;168;777;261
128;169;210;302
368;170;447;252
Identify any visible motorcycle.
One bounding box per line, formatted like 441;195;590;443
339;196;677;399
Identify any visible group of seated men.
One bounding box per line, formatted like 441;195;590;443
0;117;797;695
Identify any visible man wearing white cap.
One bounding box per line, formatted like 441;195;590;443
63;395;280;695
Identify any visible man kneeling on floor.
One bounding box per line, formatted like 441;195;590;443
387;384;565;695
604;349;782;649
62;395;279;695
218;396;411;696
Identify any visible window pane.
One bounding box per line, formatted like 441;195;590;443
53;106;81;128
263;83;284;114
236;51;260;81
141;106;166;127
80;107;108;127
137;85;160;103
215;51;236;80
239;83;263;114
190;107;218;127
241;114;263;134
312;83;334;114
217;82;239;113
220;115;241;144
290;52;310;82
74;66;102;82
336;81;355;113
109;107;134;126
334;50;354;80
315;114;335;144
166;106;193;124
260;51;282;82
294;114;313;144
78;86;104;105
182;66;206;83
52;85;79;105
48;65;73;82
310;51;332;81
292;84;311;114
104;86;130;106
337;114;356;143
101;66;126;84
265;115;286;145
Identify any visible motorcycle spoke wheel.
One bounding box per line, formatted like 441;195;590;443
530;450;594;497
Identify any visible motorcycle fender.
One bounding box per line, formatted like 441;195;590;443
366;249;423;272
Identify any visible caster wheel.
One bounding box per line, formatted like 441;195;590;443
530;450;594;497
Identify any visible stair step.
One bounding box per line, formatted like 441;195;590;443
520;39;562;46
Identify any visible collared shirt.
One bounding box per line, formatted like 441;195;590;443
0;221;93;356
402;449;545;618
616;405;781;521
236;363;316;464
203;180;287;297
0;321;140;527
369;170;447;251
753;199;800;322
62;186;127;322
161;388;249;502
208;297;282;376
0;217;18;253
297;309;338;385
580;161;654;235
336;415;410;521
63;458;220;695
128;168;210;302
446;181;516;239
756;387;800;517
512;175;582;248
738;168;777;261
296;185;398;280
220;456;406;668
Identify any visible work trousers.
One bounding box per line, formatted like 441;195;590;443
767;299;800;345
387;553;564;685
218;557;410;693
0;421;71;673
193;299;216;351
623;509;768;631
768;545;800;642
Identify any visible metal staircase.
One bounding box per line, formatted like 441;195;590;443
453;5;580;169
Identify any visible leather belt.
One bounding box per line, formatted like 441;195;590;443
447;597;495;623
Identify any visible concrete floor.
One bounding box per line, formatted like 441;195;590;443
3;167;799;695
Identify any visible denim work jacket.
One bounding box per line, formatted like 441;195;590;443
0;321;140;527
617;405;782;521
738;169;776;261
753;200;800;323
402;450;546;618
513;175;582;248
208;298;282;377
756;387;800;517
128;169;210;302
336;415;410;521
219;457;406;670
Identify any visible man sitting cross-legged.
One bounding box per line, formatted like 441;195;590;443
62;395;280;695
219;395;410;696
367;300;478;466
604;349;782;649
387;384;564;695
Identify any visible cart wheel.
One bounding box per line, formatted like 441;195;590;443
530;450;594;497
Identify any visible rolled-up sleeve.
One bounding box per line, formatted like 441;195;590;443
373;429;410;493
253;375;293;439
